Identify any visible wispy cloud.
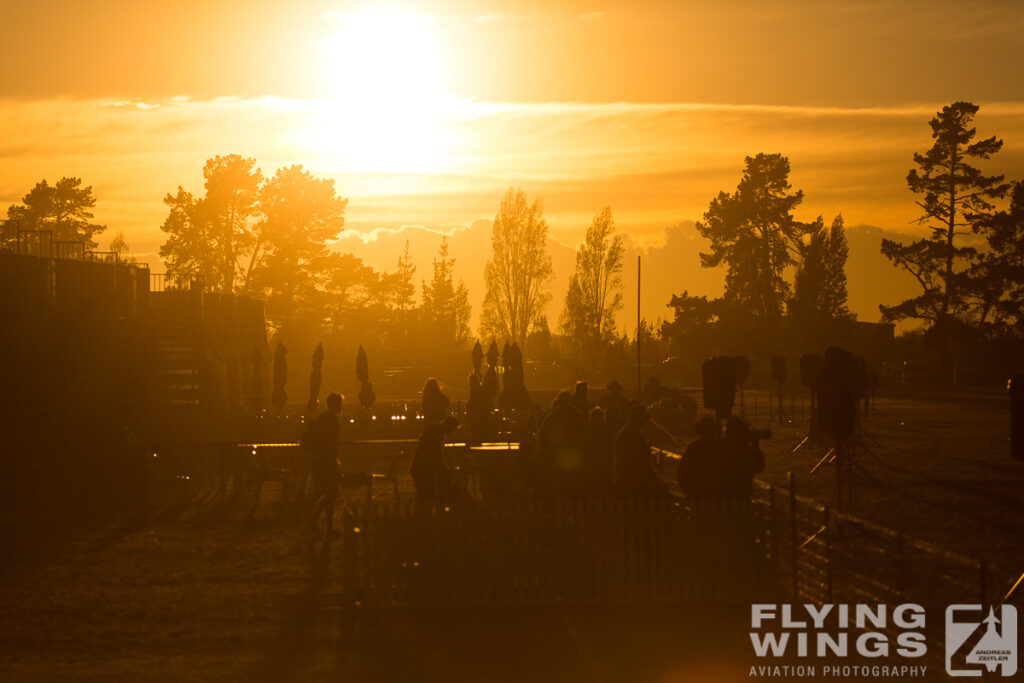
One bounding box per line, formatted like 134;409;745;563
1;95;1022;281
577;11;613;22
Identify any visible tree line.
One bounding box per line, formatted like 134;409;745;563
4;101;1022;379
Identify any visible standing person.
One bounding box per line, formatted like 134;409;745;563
411;416;460;512
677;416;723;503
422;378;450;424
598;380;630;435
306;392;343;540
537;392;586;496
614;404;667;497
585;406;614;496
572;380;589;414
721;417;765;503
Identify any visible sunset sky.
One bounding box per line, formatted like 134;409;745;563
3;0;1024;328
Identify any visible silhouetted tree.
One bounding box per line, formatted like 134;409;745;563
527;315;558;361
420;235;471;349
480;187;553;349
791;215;853;323
389;239;417;313
384;240;418;350
660;292;727;360
6;177;105;248
880;102;1008;340
697;154;809;318
109;231;131;261
203;154;262;292
249;165;347;335
159;187;217;287
976;181;1024;337
560;206;624;355
320;253;382;339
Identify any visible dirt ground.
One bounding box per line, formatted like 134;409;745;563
0;391;1020;682
0;490;756;682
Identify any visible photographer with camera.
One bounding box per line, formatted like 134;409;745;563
721;417;767;503
677;415;722;501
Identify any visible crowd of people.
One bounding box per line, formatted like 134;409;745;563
410;373;766;513
302;372;767;535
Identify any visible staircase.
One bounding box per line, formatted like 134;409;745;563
144;291;204;443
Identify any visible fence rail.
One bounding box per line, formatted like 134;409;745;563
1;221;145;267
139;436;1019;619
340;498;773;609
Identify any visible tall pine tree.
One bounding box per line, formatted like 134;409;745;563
697;154;810;319
421;235;471;349
880;102;1008;340
791;215;853;323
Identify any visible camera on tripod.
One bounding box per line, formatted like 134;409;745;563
701;356;736;421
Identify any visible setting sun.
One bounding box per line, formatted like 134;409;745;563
307;9;461;175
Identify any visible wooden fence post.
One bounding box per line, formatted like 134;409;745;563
896;531;905;598
788;471;798;600
342;508;357;608
822;506;832;603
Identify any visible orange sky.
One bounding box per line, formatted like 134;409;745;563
3;1;1024;328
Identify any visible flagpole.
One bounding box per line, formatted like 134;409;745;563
637;255;642;401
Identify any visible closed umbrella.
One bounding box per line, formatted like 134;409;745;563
307;342;323;414
357;345;375;408
271;341;288;411
471;340;483;375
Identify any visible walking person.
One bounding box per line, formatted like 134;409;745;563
614;403;668;498
305;392;343;541
422;378;450;424
411;416;460;513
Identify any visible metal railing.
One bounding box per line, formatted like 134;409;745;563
1;220;141;266
149;272;203;292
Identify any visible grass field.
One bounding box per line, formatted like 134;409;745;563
739;392;1023;581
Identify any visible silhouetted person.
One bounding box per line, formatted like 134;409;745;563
466;372;492;444
599;380;630;435
649;388;697;445
422;378;450;424
585;406;614;495
306;392;342;540
721;417;765;502
614;404;668;497
643;376;669;404
411;416;460;513
499;342;532;411
538;391;586;495
572;380;589;414
677;416;723;502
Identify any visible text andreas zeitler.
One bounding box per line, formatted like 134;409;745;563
748;604;929;678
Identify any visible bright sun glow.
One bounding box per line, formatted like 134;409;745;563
301;10;463;176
